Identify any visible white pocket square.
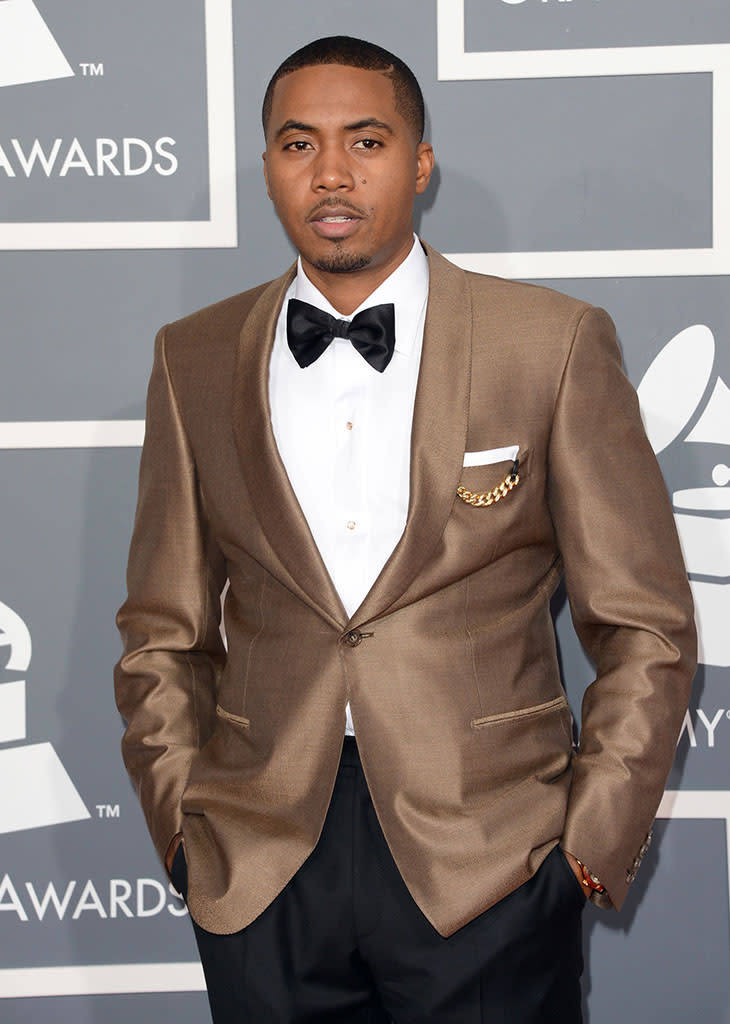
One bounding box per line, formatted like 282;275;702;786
462;445;519;468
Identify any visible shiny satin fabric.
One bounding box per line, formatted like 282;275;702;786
286;297;396;371
114;243;696;938
177;739;584;1023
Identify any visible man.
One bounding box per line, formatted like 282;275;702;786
115;36;696;1023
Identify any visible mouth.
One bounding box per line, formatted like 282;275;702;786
308;205;365;239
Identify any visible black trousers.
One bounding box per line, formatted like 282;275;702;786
172;737;584;1023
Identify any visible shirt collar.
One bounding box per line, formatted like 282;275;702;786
293;235;429;358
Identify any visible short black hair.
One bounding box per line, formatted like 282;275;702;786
262;36;425;142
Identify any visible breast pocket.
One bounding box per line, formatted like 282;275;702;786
450;448;537;566
459;445;528;500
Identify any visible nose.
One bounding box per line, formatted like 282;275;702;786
311;143;355;192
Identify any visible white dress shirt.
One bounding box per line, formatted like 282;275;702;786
269;237;429;735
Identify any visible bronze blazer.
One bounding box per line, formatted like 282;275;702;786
115;243;696;937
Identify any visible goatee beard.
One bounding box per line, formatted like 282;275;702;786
314;248;371;274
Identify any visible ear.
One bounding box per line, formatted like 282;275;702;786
262;152;271;199
415;142;435;195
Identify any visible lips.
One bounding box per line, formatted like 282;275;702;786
308;205;363;240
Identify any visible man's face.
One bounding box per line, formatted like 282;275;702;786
263;64;433;289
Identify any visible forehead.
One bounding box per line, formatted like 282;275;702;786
268;64;402;131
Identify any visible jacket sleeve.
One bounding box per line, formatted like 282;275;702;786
550;306;697;909
114;326;227;864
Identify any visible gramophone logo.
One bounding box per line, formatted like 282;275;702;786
0;600;89;832
0;0;74;88
638;326;730;668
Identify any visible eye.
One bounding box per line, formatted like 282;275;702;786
353;138;381;150
283;139;313;151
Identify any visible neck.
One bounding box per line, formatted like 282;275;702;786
300;236;414;316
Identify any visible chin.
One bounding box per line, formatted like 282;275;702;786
312;248;372;275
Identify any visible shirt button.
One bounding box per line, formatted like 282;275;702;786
346;421;353;431
346;520;356;531
344;629;362;647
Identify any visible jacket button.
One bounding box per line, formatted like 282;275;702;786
344;629;362;647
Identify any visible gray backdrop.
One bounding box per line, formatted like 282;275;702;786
1;0;728;1020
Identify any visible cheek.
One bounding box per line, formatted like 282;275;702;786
381;169;416;209
379;189;413;228
270;183;303;225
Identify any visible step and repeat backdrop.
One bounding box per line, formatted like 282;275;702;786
0;1;728;1021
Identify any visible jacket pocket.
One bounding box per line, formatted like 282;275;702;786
469;694;573;787
215;703;250;728
456;448;529;510
470;694;568;729
463;444;520;468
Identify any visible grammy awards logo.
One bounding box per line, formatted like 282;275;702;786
0;0;74;89
0;600;89;832
637;326;730;668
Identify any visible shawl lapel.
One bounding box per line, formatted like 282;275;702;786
352;244;473;624
232;244;473;630
233;264;348;630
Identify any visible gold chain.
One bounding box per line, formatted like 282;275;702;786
457;471;520;507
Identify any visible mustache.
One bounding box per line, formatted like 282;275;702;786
307;198;367;219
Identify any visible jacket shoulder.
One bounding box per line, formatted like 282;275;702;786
422;243;595;332
164;279;277;347
465;268;592;322
154;269;295;388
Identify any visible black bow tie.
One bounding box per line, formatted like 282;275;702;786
286;298;396;373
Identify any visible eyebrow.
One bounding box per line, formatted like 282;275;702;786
274;117;394;142
344;118;394;135
274;120;316;141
